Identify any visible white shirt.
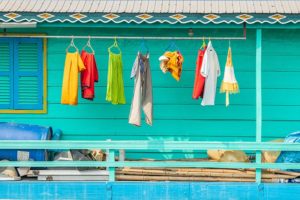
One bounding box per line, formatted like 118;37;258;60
201;41;221;106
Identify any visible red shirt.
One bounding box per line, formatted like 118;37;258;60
80;50;99;100
192;48;206;99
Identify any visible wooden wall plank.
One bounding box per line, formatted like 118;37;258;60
3;118;256;137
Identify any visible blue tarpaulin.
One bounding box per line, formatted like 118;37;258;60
0;122;52;161
276;131;300;172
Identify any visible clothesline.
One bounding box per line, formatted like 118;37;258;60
0;35;246;40
61;39;239;126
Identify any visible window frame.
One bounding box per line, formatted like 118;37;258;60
0;34;47;114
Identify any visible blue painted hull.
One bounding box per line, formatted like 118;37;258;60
0;182;299;200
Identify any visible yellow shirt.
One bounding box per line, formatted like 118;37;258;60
61;52;85;105
161;51;184;81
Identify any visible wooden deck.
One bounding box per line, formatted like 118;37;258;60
0;181;299;200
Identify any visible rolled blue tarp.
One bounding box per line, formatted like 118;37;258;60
0;122;52;161
276;131;300;172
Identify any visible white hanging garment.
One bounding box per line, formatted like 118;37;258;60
200;41;221;106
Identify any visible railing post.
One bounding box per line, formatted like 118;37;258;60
255;28;262;184
108;149;115;182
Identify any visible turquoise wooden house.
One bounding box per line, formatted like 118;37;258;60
0;0;300;199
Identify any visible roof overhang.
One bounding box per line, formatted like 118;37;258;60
0;12;299;25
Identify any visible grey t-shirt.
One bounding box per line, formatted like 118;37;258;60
201;41;221;106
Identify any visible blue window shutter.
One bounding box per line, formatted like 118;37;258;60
0;38;14;109
13;38;43;110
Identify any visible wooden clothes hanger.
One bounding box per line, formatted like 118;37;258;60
82;36;95;54
65;36;78;53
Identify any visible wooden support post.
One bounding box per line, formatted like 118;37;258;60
119;150;125;162
108;149;115;182
256;29;262;184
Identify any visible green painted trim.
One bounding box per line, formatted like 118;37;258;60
42;37;48;114
37;22;245;29
2;12;298;26
0;109;46;114
37;22;300;29
109;149;116;181
0;161;298;169
256;29;262;143
256;29;262;184
256;152;262;183
0;140;298;174
0;141;299;151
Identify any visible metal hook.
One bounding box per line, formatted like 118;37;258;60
201;36;206;48
82;35;95;54
114;36;118;46
138;37;149;54
88;35;91;46
71;36;74;46
66;35;78;53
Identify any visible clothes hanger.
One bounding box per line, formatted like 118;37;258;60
200;37;206;49
205;37;212;47
82;36;95;54
165;39;180;52
108;37;121;53
138;38;149;54
66;36;78;53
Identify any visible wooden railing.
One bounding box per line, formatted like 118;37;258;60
0;140;299;183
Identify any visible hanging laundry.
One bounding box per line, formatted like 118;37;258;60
192;46;207;99
80;50;99;100
106;45;126;104
201;41;221;106
129;52;153;126
61;52;85;105
220;46;239;106
159;51;184;81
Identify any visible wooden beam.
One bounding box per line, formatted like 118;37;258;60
0;161;298;169
0;141;299;151
108;149;116;181
256;29;262;183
